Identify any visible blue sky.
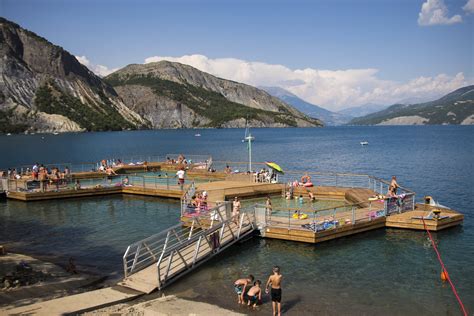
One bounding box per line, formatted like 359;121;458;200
2;0;473;109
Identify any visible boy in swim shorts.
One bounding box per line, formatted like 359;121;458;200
245;280;262;308
266;266;283;316
234;274;254;304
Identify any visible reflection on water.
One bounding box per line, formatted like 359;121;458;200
0;126;473;314
0;196;180;279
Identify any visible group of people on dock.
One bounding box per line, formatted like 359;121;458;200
1;163;75;192
234;266;283;315
187;191;209;214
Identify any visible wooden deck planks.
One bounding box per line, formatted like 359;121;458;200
385;204;464;231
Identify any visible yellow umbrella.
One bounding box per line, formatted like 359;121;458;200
265;161;284;174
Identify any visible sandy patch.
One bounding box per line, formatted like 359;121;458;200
83;295;245;316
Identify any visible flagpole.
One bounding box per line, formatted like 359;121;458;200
248;132;252;172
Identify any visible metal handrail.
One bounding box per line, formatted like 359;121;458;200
122;202;256;286
256;191;416;232
155;203;256;289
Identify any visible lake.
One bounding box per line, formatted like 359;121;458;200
0;126;473;314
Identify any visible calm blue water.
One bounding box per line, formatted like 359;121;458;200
0;126;473;315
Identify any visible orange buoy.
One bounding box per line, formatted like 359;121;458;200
441;270;449;282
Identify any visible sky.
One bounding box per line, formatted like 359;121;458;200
2;0;473;111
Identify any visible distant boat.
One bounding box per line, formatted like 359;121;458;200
195;133;201;137
360;141;369;145
53;132;59;135
6;133;11;136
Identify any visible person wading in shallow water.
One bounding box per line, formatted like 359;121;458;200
234;275;254;304
266;266;283;316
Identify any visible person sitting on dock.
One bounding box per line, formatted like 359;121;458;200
225;165;232;174
234;274;254;304
201;192;208;211
106;166;117;176
301;173;311;185
74;180;81;190
245;280;262;308
122;176;130;186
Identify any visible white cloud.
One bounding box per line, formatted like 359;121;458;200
144;54;470;111
418;0;462;26
463;0;474;13
75;55;118;77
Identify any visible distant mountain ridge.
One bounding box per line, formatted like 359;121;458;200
0;17;321;132
0;17;147;133
339;103;390;118
105;63;322;128
260;86;351;125
350;85;474;125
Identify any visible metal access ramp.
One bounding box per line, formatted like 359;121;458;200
120;203;256;293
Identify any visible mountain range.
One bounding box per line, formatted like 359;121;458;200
260;86;352;125
350;85;474;125
338;103;390;118
105;63;321;129
0;17;321;133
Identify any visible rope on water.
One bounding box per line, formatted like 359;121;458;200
421;217;467;316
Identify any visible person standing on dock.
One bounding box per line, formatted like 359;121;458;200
176;167;186;190
266;196;273;222
266;266;283;316
390;176;400;195
232;197;241;224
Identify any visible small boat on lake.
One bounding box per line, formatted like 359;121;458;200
360;141;369;145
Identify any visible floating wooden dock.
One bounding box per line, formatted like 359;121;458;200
386;203;464;231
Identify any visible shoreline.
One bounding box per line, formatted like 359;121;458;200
0;251;248;315
0;251;108;309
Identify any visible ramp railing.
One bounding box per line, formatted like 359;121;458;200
123;202;257;289
181;181;196;217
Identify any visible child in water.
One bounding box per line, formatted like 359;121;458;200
245;280;262;308
234;275;254;304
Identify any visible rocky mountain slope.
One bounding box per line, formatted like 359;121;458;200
0;17;148;133
260;86;351;125
105;62;322;128
349;86;474;125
